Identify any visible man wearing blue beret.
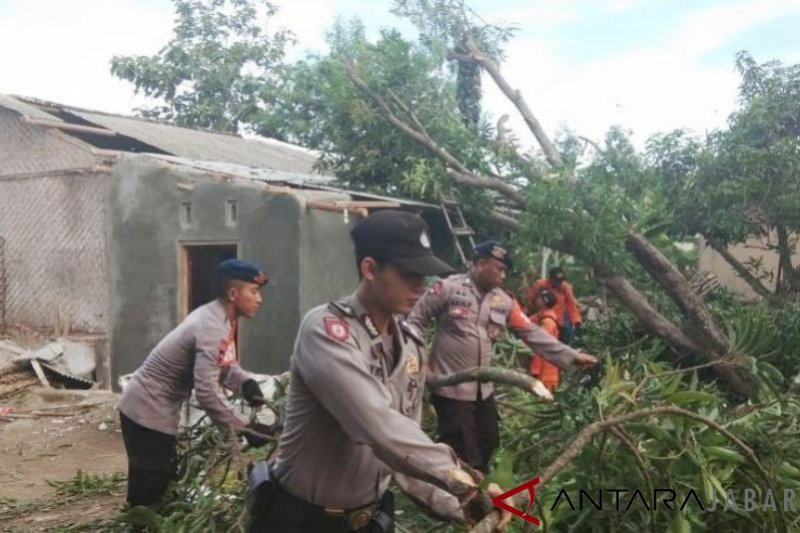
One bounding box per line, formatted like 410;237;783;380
118;259;272;508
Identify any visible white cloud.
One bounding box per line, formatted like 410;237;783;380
0;0;174;114
1;0;797;147
482;0;800;150
272;0;336;56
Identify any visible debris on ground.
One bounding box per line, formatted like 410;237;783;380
1;335;99;396
0;386;125;532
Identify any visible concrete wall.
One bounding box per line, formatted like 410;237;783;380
699;234;797;300
0;172;109;333
106;156;361;382
298;207;359;317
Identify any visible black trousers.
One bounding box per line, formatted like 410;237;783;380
431;393;499;474
120;413;177;507
247;482;394;533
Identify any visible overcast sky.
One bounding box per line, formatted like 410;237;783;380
1;0;799;149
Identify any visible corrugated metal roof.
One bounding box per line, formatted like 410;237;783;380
299;184;441;210
0;107;97;177
72;110;320;174
136;154;434;209
0;95;63;123
143;154;333;185
2;95;324;176
0;96;439;211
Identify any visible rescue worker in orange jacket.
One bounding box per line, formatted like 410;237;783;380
526;266;582;342
528;289;561;392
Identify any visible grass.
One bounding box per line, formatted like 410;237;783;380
46;469;126;497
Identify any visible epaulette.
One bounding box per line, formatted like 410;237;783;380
399;319;425;346
327;301;356;318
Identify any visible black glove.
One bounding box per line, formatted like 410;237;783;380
463;490;496;525
243;422;273;448
242;379;267;408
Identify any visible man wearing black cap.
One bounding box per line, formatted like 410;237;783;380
408;240;597;473
118;259;272;508
249;211;510;532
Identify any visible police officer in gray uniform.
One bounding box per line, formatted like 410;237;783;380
409;241;597;473
118;259;272;507
248;211;509;532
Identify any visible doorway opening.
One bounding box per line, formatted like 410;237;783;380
179;243;238;319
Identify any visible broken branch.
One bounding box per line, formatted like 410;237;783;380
427;367;553;401
343;59;525;208
463;36;563;168
469;405;786;532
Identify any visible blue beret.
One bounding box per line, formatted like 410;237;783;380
216;259;269;286
473;240;513;268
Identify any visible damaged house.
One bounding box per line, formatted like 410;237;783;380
0;95;459;388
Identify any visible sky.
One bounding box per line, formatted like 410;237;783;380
1;0;799;149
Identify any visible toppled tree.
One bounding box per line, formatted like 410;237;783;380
337;0;760;397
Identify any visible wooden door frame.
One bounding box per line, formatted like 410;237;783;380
177;241;239;321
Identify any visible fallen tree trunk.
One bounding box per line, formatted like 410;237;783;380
343;48;754;396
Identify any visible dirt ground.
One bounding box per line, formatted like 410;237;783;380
0;387;127;532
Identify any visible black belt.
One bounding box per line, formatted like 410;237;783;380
247;462;393;532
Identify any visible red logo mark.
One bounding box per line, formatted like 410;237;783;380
492;476;541;526
324;317;350;342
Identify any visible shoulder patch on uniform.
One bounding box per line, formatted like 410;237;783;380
324;317;350;342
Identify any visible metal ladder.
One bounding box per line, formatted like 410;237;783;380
439;198;475;268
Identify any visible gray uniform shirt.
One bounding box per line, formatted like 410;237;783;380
272;292;465;520
118;300;254;435
408;273;579;401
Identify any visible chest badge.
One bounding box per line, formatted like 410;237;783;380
405;353;420;380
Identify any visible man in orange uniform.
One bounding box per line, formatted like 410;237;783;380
526;266;582;342
528;289;561;392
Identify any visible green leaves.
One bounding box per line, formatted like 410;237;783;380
111;0;294;132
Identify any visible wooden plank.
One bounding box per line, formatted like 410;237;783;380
93;339;112;391
330;201;402;209
306;202;372;219
30;360;51;388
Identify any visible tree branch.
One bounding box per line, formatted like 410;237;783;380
595;272;700;354
708;239;774;300
427;367;553;401
625;232;731;355
470;405;785;533
450;170;524;205
342;60;470;174
463;36;563;168
485;210;522;231
343;59;525;208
